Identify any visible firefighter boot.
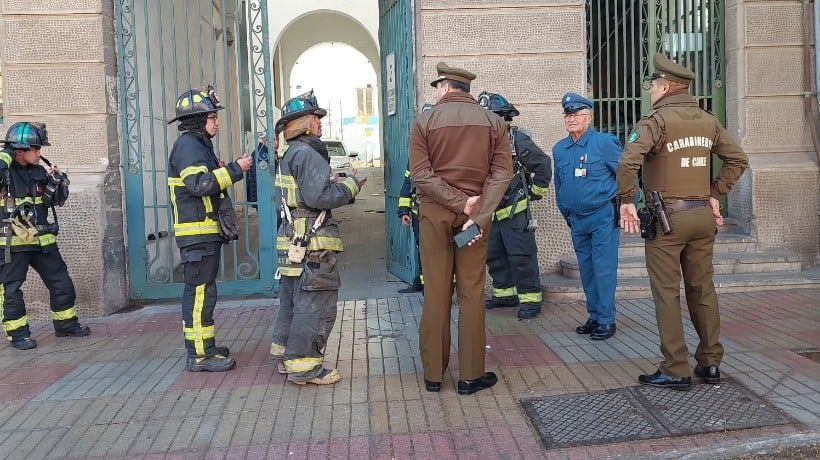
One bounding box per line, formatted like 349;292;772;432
517;303;542;319
186;354;236;372
10;337;38;350
290;368;340;385
485;297;518;309
55;325;91;337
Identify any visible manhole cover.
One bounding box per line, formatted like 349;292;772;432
521;390;666;449
633;379;791;435
522;379;793;449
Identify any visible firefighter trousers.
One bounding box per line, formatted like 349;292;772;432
0;247;81;341
486;211;542;304
180;241;222;358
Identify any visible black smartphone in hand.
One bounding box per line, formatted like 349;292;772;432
453;224;481;248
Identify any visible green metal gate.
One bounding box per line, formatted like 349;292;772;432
380;0;418;284
586;0;725;145
116;0;277;300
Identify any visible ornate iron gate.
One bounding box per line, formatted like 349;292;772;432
380;0;417;284
116;0;277;300
586;0;725;145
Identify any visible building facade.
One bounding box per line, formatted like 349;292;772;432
0;0;816;317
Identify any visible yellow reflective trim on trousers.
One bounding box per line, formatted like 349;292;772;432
192;284;206;356
179;165;209;180
52;306;78;321
184;325;215;340
398;197;411;207
270;343;285;357
14;197;44;205
213;167;233;190
518;292;542;303
494;200;529;221
2;315;28;333
284;356;323;373
530;184;548;198
0;151;12;166
174;220;219;236
493;286;517;298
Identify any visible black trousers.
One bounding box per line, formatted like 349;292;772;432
180;241;222;357
0;247;80;341
486;211;542;304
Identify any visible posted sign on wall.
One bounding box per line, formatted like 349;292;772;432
386;52;396;116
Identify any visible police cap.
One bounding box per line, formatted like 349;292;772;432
561;92;593;114
430;62;477;87
652;53;695;84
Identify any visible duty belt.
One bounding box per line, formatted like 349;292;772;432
665;199;709;215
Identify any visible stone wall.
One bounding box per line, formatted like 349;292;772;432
415;0;585;272
727;0;819;265
0;0;127;318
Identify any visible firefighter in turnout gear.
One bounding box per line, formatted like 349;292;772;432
271;90;366;385
478;92;552;319
167;85;252;372
0;122;90;350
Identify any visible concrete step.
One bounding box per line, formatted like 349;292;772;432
541;266;820;302
618;233;758;258
561;250;804;279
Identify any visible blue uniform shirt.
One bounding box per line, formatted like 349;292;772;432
552;129;622;220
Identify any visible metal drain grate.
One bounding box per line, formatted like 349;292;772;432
522;379;792;449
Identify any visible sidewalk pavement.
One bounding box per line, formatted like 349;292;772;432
0;288;818;459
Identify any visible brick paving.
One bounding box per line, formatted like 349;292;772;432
0;288;818;459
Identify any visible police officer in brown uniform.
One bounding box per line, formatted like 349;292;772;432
409;62;513;395
617;54;748;390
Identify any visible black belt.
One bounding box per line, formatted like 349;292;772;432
665;199;709;215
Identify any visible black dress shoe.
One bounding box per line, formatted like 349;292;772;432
424;379;441;392
398;284;423;293
576;319;598;334
694;364;721;384
457;372;498;395
638;370;691;390
590;323;616;340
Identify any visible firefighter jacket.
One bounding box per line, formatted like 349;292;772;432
493;127;552;221
275;135;362;276
0;147;68;253
167;132;245;249
397;163;417;217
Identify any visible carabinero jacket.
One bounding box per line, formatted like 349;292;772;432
168;132;245;249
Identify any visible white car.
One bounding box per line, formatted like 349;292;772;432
324;139;358;177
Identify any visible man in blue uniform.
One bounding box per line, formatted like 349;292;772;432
552;93;621;340
479;92;552;319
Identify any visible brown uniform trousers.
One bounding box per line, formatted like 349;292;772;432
645;205;723;378
418;201;490;382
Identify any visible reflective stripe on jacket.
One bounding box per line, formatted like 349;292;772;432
167;132;245;248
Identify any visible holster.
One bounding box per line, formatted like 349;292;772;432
638;207;657;240
217;195;239;241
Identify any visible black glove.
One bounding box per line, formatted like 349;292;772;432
217;196;239;241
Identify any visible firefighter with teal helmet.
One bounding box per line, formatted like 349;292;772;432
0;121;90;350
167;85;253;372
270;90;367;385
478;91;552;319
